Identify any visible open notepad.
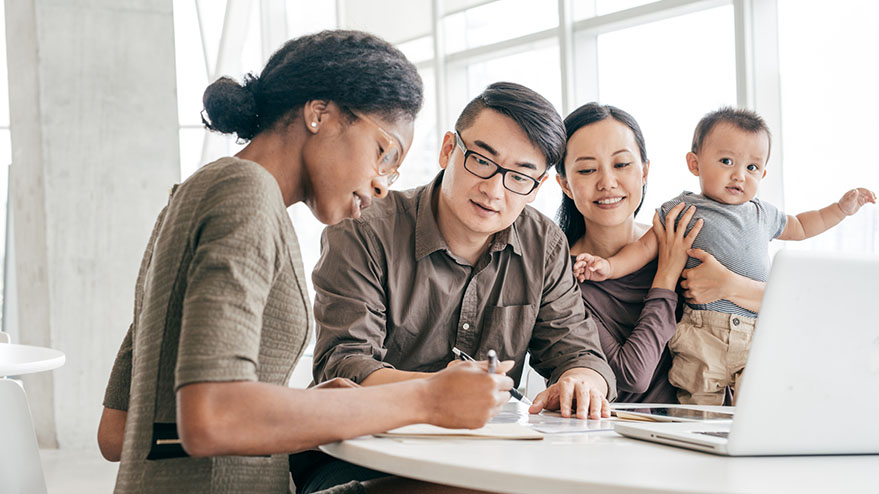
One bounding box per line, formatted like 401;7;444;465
376;423;543;440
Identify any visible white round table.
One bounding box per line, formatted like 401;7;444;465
321;401;879;494
0;343;66;376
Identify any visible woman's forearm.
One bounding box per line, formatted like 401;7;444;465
97;407;128;461
726;273;766;313
681;249;765;312
177;380;430;457
177;364;508;457
597;290;678;394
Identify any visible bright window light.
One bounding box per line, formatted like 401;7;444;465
444;0;558;54
777;0;879;254
594;5;737;222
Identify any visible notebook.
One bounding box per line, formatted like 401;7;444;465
377;423;543;440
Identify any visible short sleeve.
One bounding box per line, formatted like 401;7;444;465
103;324;134;410
311;219;395;384
656;192;690;228
757;198;788;239
175;171;282;389
527;228;617;400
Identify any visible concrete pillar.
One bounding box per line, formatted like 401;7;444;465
5;0;179;449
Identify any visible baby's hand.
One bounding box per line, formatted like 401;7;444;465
573;253;613;282
838;188;877;216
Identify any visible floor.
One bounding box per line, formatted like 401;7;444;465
40;448;118;493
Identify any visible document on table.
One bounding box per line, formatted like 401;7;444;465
526;411;616;434
486;401;617;434
376;423;543;440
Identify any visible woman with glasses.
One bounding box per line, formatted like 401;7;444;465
96;30;512;494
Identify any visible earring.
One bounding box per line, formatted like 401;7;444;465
310;122;318;128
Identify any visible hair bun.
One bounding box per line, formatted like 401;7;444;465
201;75;260;140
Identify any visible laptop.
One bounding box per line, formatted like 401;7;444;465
614;249;879;455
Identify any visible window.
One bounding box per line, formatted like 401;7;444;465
573;0;657;20
172;1;339;304
777;0;879;254
396;67;441;190
443;0;558;53
167;0;879;306
592;5;737;220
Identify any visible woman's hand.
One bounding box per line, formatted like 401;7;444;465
652;203;703;290
681;248;765;312
424;362;513;429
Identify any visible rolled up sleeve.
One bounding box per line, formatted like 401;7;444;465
595;287;677;394
528;230;618;401
312;220;395;384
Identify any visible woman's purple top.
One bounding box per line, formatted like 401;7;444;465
577;259;680;403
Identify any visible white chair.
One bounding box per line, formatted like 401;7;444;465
0;378;47;493
0;336;65;494
522;359;547;401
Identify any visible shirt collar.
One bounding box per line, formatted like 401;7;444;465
414;170;522;261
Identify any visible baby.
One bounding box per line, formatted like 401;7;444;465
576;107;876;405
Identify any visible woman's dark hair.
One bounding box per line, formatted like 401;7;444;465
455;82;565;171
201;30;423;141
555;103;648;247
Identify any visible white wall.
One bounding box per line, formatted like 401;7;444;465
5;0;180;450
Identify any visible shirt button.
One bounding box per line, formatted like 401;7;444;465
462;323;470;330
732;318;740;326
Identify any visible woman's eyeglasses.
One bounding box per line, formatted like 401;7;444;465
353;112;403;186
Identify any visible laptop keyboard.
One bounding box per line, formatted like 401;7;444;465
695;431;729;438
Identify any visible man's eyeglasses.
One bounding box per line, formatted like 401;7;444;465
454;132;543;195
354;111;403;186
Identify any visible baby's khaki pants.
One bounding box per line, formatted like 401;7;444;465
667;307;756;405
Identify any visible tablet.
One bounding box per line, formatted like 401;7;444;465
612;406;734;422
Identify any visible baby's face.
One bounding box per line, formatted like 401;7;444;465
691;123;769;205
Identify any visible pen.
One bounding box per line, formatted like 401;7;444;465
486;349;498;374
451;347;533;405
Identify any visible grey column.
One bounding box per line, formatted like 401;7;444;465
5;0;179;450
